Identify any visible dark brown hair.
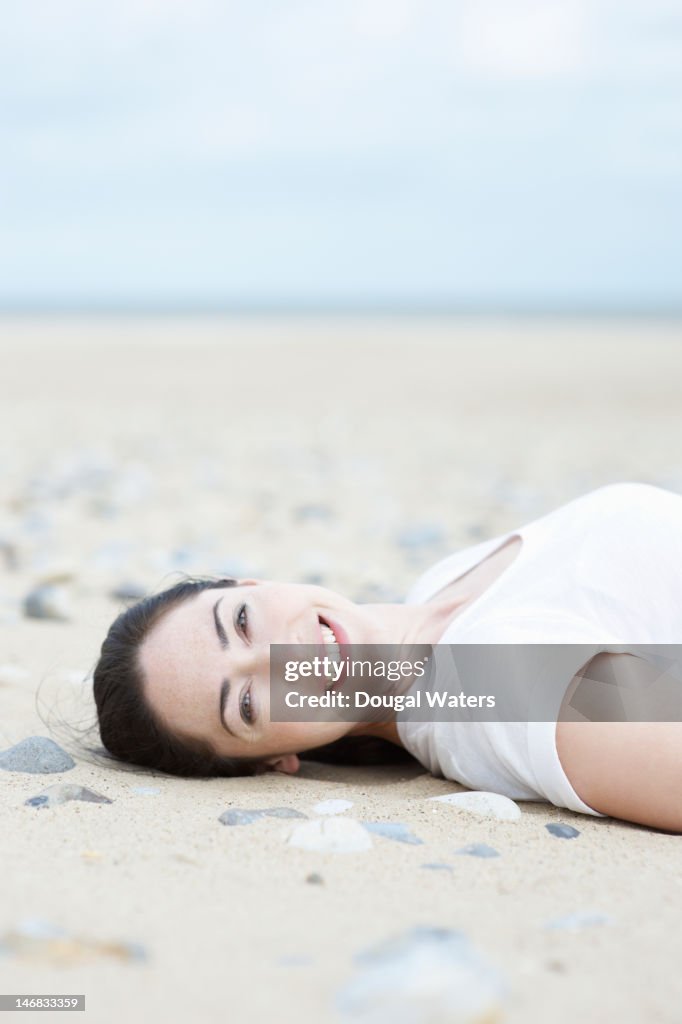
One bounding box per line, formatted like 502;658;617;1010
93;577;266;777
92;575;413;778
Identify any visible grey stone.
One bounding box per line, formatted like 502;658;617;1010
337;926;506;1022
219;806;307;826
454;843;500;859
351;583;405;603
262;806;307;820
545;823;581;839
0;538;19;571
395;524;447;549
293;503;334;522
25;784;112;808
109;581;147;602
420;863;453;872
23;584;72;622
220;809;264;826
306;872;324;885
362;821;424;845
0;737;75;774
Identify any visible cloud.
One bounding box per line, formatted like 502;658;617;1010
451;0;589;79
0;0;680;305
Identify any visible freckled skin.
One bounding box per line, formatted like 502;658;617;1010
139;570;682;831
138;578;470;773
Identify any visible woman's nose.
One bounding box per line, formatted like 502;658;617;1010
229;642;270;678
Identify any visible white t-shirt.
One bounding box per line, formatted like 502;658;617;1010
398;482;682;817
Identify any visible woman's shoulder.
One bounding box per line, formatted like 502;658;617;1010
527;481;674;529
565;481;682;545
560;481;681;518
403;482;682;607
512;481;682;552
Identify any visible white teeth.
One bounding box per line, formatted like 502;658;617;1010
320;622;339;646
320;622;342;670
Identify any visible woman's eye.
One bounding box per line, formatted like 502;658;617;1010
240;686;253;725
237;604;249;637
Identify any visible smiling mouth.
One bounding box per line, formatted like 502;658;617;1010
318;616;346;688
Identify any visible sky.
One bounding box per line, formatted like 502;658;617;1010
1;0;681;310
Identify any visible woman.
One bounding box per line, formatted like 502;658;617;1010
93;482;682;832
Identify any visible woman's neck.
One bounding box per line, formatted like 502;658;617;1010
360;591;472;647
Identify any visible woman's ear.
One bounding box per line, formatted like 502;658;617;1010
265;754;301;775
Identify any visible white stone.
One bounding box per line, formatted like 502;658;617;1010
429;791;521;821
312;798;354;816
288;817;372;853
0;664;30;686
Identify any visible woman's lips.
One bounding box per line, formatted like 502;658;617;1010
318;614;349;689
320;614;349;647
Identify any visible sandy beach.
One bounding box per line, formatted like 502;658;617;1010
2;314;682;1023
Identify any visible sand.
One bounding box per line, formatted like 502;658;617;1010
1;315;682;1023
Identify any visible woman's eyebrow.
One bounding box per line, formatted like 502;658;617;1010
213;597;229;650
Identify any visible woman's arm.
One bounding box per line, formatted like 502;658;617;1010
556;652;682;832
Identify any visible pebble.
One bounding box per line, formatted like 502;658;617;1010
362;822;424;846
306;872;325;885
0;538;19;570
313;799;354;816
395;524;447;549
0;664;30;686
420;863;453;872
293;503;334;522
25;784;112;809
220;809;262;826
0;737;75;774
545;910;614;931
219;806;307;827
132;786;160;796
23;584;72;622
545;823;581;839
337;926;506;1023
429;791;521;822
32;563;77;586
0;919;147;965
288;817;373;853
109;581;148;602
454;843;501;859
351;583;405;604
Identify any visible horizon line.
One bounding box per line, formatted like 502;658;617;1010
1;300;682;319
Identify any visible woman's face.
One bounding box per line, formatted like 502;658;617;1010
138;580;381;772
